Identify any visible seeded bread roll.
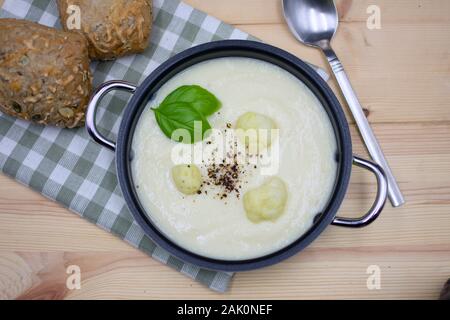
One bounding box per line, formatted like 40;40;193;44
57;0;152;60
0;19;92;128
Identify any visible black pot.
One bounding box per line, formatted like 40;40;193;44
86;40;387;271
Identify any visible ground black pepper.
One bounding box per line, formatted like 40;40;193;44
200;127;252;200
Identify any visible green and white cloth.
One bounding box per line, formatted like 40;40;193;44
0;0;327;292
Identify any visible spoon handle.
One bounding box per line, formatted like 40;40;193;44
322;45;405;207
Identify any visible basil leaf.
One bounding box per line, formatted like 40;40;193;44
162;85;221;116
153;102;211;144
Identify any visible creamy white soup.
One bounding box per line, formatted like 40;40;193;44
131;57;338;260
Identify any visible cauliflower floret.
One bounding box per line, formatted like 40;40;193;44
236;112;277;153
171;164;202;195
243;177;288;222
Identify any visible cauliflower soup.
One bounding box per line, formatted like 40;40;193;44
131;57;338;260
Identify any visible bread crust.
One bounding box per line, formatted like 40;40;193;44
57;0;152;60
0;19;92;128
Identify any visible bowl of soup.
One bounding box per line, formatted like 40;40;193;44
86;40;387;271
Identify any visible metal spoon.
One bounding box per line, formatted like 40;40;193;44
282;0;404;207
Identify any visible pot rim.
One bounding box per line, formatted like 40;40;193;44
115;40;353;271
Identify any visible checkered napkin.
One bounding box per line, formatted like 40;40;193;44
0;0;328;292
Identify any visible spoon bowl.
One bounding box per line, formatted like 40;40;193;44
282;0;337;48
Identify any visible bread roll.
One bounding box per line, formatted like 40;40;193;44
57;0;152;60
0;19;92;128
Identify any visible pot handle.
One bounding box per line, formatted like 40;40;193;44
86;80;137;151
332;155;388;228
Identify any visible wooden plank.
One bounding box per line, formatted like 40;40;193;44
184;0;450;25
236;22;450;123
1;246;448;299
1;196;449;252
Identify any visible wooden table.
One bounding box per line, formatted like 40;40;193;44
1;0;449;299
